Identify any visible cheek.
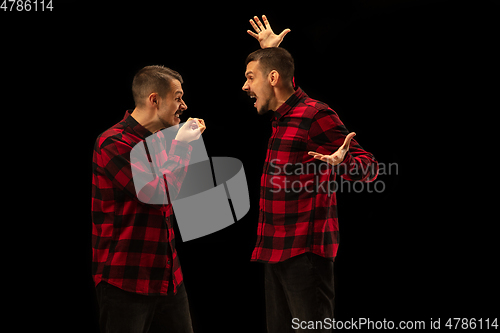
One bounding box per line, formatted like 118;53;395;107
253;84;261;96
165;102;176;114
259;87;270;100
158;105;173;120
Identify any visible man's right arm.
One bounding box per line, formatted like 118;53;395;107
98;134;192;207
104;118;205;205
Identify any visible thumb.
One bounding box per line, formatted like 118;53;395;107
342;132;356;150
278;28;291;39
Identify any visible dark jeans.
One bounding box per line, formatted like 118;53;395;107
265;253;335;333
95;282;193;333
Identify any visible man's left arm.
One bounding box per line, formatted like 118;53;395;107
307;109;379;182
247;15;291;48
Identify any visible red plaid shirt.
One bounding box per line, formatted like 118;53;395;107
92;110;192;295
251;87;378;263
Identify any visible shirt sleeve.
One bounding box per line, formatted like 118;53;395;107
307;108;379;182
147;134;192;201
99;135;192;206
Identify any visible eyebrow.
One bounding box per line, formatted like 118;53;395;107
245;71;254;77
174;90;183;96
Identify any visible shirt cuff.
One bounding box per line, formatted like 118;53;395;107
169;140;193;158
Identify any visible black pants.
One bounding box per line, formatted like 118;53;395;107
264;253;335;333
95;282;193;333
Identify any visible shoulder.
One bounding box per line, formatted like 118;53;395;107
298;94;345;132
94;120;135;155
296;94;336;120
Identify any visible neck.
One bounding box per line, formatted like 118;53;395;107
130;107;164;133
270;86;295;111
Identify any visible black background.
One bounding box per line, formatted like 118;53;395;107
3;0;497;331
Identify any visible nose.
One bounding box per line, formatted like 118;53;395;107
180;100;187;111
242;80;249;91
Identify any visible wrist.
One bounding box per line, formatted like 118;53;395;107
261;43;278;49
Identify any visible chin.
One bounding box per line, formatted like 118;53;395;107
164;116;181;129
257;105;271;115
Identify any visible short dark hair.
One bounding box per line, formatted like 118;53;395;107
245;47;294;86
132;65;183;107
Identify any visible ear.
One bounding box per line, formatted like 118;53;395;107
148;93;159;107
268;70;280;87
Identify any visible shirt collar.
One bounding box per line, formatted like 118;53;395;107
273;87;307;120
123;110;153;139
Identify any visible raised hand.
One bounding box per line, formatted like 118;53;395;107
175;118;206;143
308;132;356;166
187;117;206;134
247;15;291;48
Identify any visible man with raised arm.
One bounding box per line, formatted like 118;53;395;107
244;16;379;332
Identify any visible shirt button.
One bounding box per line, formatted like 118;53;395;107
166;216;169;220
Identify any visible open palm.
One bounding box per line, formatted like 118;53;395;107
247;15;291;48
308;132;357;166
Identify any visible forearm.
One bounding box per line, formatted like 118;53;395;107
336;151;379;182
159;140;192;200
131;137;192;205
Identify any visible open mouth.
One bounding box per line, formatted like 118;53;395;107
175;110;183;118
248;93;257;107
